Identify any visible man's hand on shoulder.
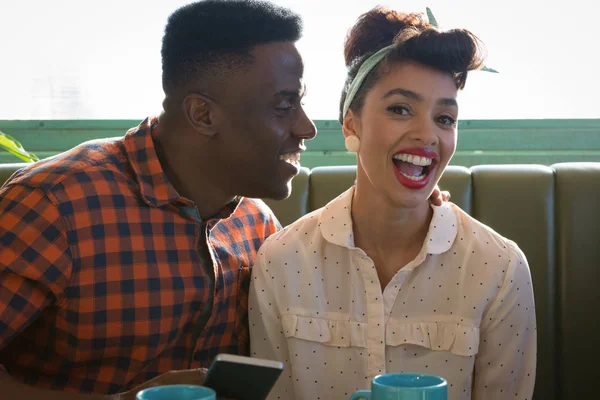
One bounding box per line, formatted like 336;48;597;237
429;185;451;206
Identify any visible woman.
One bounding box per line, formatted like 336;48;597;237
249;7;536;400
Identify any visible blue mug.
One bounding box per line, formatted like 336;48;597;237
350;373;447;400
136;384;216;400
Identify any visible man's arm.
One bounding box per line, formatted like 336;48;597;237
0;373;113;400
0;185;94;398
0;185;72;349
1;363;220;400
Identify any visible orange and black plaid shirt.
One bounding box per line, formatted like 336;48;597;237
0;117;280;394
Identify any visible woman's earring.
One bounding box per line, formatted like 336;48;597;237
344;135;361;153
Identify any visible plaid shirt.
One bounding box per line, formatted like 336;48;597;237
0;117;280;394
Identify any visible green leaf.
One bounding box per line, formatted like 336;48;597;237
426;7;438;28
481;65;499;73
0;131;39;163
426;7;499;74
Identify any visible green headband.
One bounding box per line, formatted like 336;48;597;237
342;44;395;118
341;7;497;118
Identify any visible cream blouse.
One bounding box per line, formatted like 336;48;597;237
249;187;536;400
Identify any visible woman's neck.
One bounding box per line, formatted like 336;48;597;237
351;174;433;288
352;187;431;251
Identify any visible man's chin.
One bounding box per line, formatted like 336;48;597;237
263;182;292;201
267;190;292;201
239;181;292;201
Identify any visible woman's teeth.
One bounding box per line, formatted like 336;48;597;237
392;153;433;166
400;171;427;180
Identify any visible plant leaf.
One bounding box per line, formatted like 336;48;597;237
0;131;39;163
426;7;498;74
481;65;499;73
426;7;439;28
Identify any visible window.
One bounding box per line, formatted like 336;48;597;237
1;0;597;120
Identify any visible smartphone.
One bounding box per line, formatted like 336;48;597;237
203;354;284;400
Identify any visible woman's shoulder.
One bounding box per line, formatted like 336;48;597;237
260;188;355;256
259;206;327;255
450;203;525;261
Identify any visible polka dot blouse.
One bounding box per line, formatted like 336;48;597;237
249;187;537;400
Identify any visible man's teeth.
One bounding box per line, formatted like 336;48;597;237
279;152;300;163
392;153;433;166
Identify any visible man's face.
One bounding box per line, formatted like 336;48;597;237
210;41;317;200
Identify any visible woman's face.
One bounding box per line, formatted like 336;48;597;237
345;60;459;209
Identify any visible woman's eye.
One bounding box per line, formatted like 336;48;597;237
387;105;411;115
438;115;457;126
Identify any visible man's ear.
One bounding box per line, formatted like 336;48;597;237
182;93;219;138
342;110;360;140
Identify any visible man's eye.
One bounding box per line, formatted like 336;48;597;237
276;103;298;114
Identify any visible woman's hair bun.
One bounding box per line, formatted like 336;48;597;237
344;8;430;67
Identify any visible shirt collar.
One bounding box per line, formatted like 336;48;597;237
124;117;181;207
318;186;458;255
123;117;242;220
318;187;357;248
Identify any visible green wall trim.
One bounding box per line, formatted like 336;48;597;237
1;119;599;167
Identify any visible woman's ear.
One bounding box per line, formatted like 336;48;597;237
342;110;361;154
342;109;360;139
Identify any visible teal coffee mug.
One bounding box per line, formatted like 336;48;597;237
350;373;447;400
136;384;216;400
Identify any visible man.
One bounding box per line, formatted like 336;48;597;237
0;1;314;398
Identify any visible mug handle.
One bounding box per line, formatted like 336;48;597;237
349;390;371;400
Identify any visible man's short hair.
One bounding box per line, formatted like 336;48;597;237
161;0;303;94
